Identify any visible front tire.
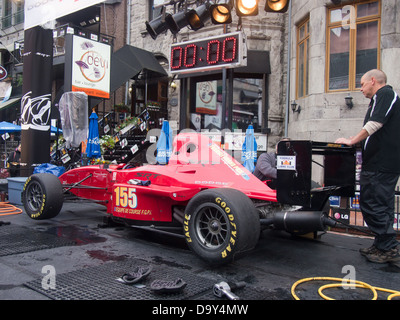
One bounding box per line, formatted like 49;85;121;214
22;173;64;220
183;188;260;265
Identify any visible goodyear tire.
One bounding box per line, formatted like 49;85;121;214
22;173;64;220
183;188;260;265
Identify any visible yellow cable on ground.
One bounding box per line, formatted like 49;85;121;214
291;277;400;300
0;201;22;216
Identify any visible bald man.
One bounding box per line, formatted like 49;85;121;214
336;69;400;264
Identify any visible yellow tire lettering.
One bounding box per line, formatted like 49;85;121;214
184;214;192;243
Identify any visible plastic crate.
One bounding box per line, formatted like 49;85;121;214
7;177;27;205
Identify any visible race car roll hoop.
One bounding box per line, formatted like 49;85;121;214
262;140;356;235
21;133;356;265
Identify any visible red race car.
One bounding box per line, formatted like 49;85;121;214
22;132;355;265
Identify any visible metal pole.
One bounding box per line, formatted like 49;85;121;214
284;2;292;137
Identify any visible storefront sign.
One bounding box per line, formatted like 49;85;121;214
0;65;7;81
71;35;111;99
170;31;247;74
196;81;217;115
224;132;267;151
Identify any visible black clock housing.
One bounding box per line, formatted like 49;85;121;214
170;32;247;74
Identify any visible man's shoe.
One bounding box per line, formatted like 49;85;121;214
366;247;400;264
360;245;378;257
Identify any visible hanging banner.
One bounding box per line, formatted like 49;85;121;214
24;0;105;30
71;35;111;99
20;26;53;176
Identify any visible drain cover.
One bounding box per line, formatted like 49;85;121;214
25;259;215;300
0;225;76;256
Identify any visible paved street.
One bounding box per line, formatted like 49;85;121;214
0;200;399;303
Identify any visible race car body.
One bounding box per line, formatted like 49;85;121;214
58;133;277;221
22;132;356;264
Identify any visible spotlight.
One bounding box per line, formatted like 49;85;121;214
210;1;233;24
165;11;189;34
146;13;170;40
235;0;258;16
264;0;289;13
186;3;211;31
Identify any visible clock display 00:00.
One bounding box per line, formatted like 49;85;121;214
170;33;242;73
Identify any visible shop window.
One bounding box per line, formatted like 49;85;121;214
296;17;310;98
131;79;168;128
189;77;263;133
326;0;380;92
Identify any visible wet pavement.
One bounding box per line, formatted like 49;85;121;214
0;200;399;302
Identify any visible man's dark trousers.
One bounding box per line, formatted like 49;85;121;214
360;170;399;251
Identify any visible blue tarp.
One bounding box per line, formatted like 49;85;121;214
33;163;65;177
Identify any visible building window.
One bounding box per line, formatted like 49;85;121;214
188;77;263;133
149;0;164;20
296;17;310;98
326;0;380;92
2;0;24;29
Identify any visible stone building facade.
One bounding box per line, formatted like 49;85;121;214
288;0;400;144
128;0;400;150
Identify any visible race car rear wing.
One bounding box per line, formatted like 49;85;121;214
276;141;356;210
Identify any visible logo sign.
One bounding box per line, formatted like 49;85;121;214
71;35;111;99
0;66;7;81
277;155;296;170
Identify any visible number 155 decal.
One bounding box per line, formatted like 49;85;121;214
114;187;138;208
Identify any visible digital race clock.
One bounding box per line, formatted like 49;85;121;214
170;31;247;74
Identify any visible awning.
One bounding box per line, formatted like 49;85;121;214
110;45;168;92
0;97;21;112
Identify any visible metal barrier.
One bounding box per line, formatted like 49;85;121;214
329;188;400;236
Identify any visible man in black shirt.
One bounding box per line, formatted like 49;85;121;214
336;69;400;264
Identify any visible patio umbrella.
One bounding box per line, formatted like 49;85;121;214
86;111;101;159
0;121;21;167
0;121;21;134
241;124;257;173
156;120;173;165
50;126;63;134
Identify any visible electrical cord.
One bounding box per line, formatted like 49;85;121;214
291;277;400;300
0;201;22;216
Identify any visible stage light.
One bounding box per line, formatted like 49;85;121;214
235;0;258;16
186;3;211;31
264;0;289;13
165;11;189;34
210;1;233;24
145;13;170;40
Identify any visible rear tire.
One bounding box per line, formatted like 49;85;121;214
22;173;64;220
183;188;260;265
